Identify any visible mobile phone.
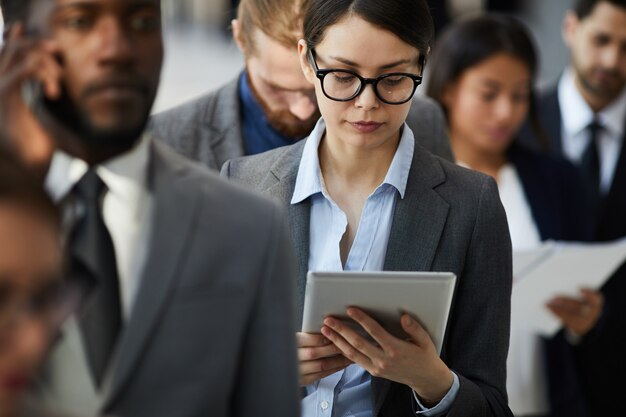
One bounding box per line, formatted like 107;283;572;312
21;77;59;129
21;73;76;145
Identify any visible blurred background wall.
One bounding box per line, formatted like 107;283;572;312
0;0;573;113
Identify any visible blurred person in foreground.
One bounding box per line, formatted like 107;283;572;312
0;1;300;416
0;148;73;417
427;14;601;417
519;1;626;415
149;0;453;170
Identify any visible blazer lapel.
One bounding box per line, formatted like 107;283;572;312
383;146;450;272
373;145;450;416
207;76;246;167
288;202;310;322
104;143;201;408
262;141;310;321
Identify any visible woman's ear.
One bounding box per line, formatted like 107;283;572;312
298;40;317;85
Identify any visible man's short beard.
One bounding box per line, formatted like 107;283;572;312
248;74;320;140
578;67;626;102
42;87;151;153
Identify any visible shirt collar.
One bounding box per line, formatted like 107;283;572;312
559;67;626;138
45;133;151;208
290;119;414;204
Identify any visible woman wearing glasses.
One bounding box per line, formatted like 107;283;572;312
0;150;70;417
222;0;512;416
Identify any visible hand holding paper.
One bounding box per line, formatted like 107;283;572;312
546;288;604;337
512;238;626;336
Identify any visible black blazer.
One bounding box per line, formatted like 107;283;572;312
506;142;593;417
508;142;593;242
519;86;626;417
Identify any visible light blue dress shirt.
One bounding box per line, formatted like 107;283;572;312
292;119;459;417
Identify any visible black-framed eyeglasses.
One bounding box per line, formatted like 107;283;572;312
308;49;423;105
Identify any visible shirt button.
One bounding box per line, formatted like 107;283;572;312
320;401;329;411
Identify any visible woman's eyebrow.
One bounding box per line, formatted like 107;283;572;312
326;55;415;71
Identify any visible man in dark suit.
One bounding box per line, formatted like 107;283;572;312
0;1;300;416
149;0;454;170
520;1;626;415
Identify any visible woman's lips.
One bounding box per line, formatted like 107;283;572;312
0;373;31;393
349;121;384;133
488;127;514;142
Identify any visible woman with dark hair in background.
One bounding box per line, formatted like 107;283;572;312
427;15;598;417
223;1;514;416
0;148;73;417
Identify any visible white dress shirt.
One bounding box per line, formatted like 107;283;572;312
497;164;542;251
558;68;626;194
37;135;154;416
497;165;545;416
45;134;154;319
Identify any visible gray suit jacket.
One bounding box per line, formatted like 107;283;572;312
149;74;454;170
34;141;300;417
221;140;513;417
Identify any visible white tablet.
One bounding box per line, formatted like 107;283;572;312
301;271;457;354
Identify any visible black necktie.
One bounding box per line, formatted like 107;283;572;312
69;170;122;388
580;118;603;212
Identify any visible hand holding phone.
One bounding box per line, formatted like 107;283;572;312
0;23;62;172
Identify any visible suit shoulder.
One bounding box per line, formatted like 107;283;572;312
223;142;302;182
149;77;239;135
151;90;219;130
188;161;285;230
438;157;494;190
510;142;577;176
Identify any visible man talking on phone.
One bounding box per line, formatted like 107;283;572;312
0;1;300;417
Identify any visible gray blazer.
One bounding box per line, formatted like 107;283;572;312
221;140;513;417
149;74;454;170
35;141;300;417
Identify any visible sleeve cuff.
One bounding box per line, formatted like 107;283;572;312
413;371;460;416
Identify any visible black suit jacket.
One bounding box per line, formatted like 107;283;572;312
519;86;626;417
508;142;593;242
507;143;593;417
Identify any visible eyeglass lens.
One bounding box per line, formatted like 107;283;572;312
322;71;416;103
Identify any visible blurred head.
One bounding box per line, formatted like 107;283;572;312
23;0;164;164
0;0;25;30
232;0;319;138
563;0;626;109
0;148;64;417
0;0;28;30
427;15;536;158
298;0;433;151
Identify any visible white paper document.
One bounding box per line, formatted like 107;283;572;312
512;238;626;336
